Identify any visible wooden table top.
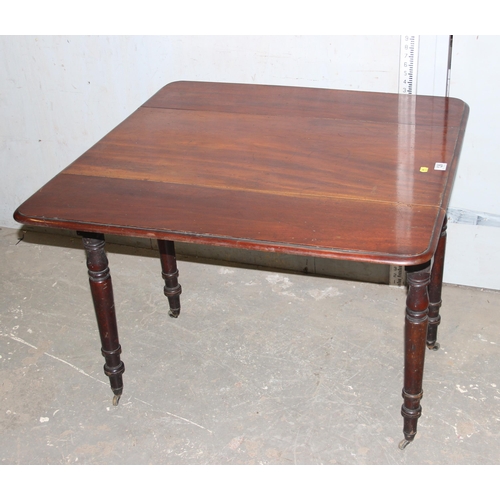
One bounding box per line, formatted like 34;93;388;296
14;81;469;265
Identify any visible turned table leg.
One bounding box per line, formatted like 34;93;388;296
79;232;125;406
427;217;447;351
158;239;182;318
399;262;431;449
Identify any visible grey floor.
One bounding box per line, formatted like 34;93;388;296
1;226;499;465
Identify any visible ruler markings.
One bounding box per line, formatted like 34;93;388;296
390;36;420;287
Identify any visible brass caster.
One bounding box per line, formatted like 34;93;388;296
427;342;440;351
112;394;121;406
168;309;180;318
398;439;412;450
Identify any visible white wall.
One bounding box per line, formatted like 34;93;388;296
445;36;500;290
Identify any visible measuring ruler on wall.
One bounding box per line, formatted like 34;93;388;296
399;35;420;95
390;35;420;287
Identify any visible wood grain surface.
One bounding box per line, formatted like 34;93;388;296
14;81;469;265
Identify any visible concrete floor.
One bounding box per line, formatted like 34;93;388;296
1;226;499;465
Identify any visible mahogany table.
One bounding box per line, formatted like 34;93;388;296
14;81;469;449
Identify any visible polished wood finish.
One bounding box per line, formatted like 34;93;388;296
79;232;125;405
14;81;469;447
400;262;431;449
14;81;469;265
427;218;448;350
158;239;182;318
